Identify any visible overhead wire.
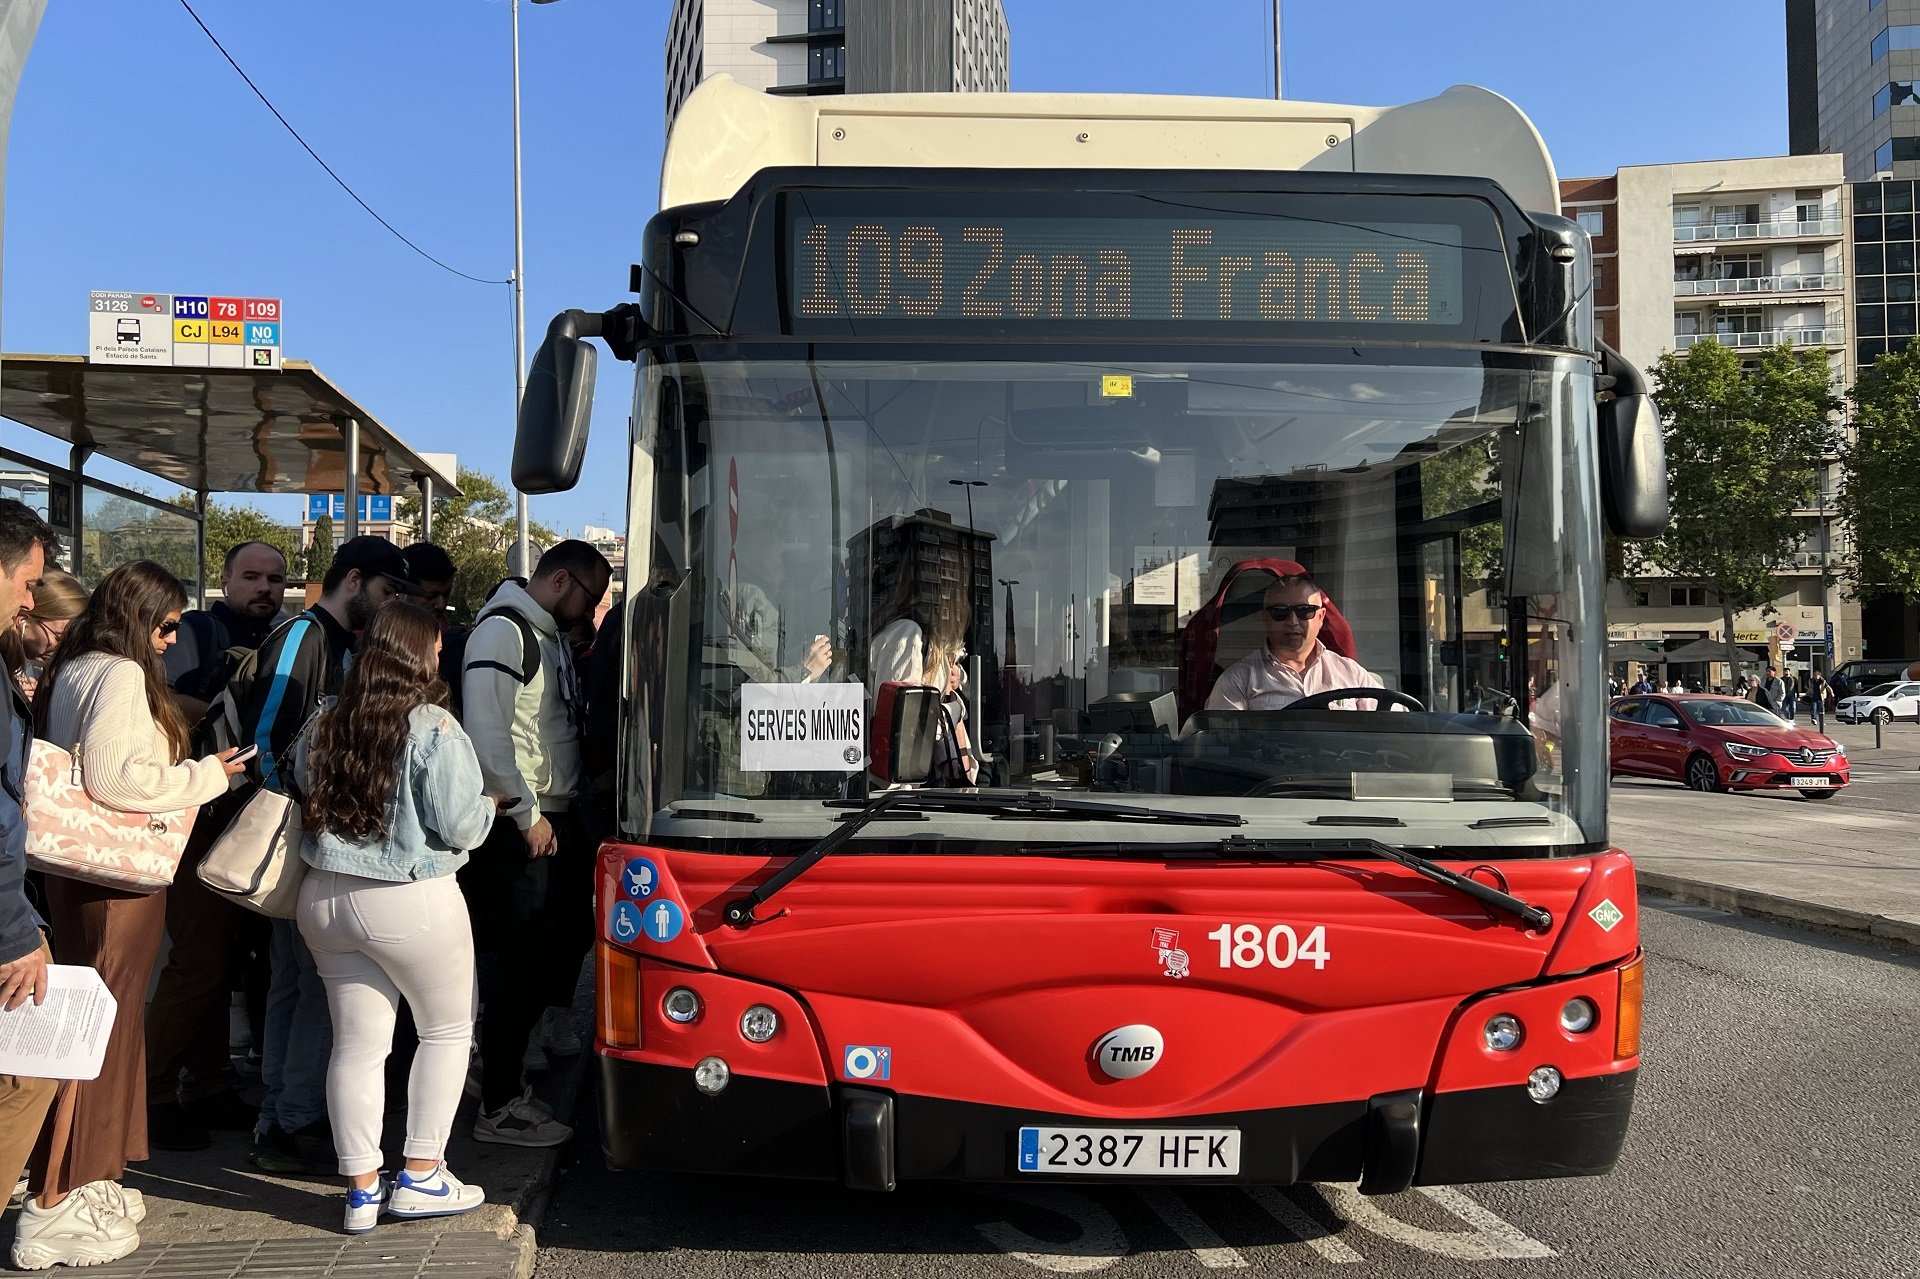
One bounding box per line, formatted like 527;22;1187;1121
176;0;510;286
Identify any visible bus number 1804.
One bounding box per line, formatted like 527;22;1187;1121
1208;923;1331;970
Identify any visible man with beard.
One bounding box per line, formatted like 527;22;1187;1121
461;540;609;1147
239;536;422;1173
148;540;295;1152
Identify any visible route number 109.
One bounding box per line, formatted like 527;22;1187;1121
1207;923;1331;970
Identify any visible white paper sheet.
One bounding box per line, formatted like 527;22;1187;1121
0;964;117;1080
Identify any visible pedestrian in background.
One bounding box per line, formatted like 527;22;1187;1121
1;570;86;701
293;602;493;1233
460;541;609;1145
12;561;246;1270
0;502;60;1235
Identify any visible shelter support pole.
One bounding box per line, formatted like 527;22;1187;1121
195;490;209;607
68;443;90;577
416;473;434;543
340;416;361;540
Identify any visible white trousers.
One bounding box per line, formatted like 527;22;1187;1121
296;868;477;1176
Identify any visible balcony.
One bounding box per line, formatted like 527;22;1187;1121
1673;327;1846;350
1673;211;1844;242
1673;273;1846;297
1786;551;1835;570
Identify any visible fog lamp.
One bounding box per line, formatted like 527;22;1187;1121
1560;998;1598;1034
740;1005;780;1043
693;1056;731;1095
662;987;702;1024
1483;1013;1523;1052
1527;1065;1563;1102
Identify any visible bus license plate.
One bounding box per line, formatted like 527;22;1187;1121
1790;777;1830;788
1017;1127;1241;1176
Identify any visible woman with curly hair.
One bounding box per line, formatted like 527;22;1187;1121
291;601;494;1233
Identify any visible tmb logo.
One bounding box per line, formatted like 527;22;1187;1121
1092;1024;1166;1079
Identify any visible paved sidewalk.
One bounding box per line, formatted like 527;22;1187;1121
1617;717;1920;950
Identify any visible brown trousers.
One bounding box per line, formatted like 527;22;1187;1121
29;877;167;1198
0;1074;58;1203
146;835;245;1103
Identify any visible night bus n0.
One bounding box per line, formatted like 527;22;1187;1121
515;76;1666;1193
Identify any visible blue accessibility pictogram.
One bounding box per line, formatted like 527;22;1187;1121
641;898;684;943
609;900;645;944
620;857;660;899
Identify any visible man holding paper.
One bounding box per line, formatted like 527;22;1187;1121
0;500;59;1203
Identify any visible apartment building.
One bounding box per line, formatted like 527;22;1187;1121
666;0;1010;130
1562;155;1861;679
1787;0;1920;180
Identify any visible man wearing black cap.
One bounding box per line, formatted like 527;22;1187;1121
238;535;422;1173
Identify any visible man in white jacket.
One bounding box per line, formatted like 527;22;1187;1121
459;540;609;1147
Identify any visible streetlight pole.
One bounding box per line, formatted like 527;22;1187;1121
511;0;530;574
1271;0;1284;100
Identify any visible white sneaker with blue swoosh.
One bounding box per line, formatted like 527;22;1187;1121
386;1165;484;1220
343;1176;389;1235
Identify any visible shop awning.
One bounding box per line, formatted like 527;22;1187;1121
0;354;460;498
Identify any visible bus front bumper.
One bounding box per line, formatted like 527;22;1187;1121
597;1056;1637;1189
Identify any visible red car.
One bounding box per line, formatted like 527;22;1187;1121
1608;694;1848;798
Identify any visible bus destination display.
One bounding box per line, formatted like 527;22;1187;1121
788;215;1467;328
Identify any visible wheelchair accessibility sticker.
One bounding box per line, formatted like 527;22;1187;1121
610;900;645;944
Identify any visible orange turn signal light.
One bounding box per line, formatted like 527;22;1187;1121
596;941;641;1050
1614;954;1644;1060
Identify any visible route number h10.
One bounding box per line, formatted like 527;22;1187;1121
1208;923;1331;970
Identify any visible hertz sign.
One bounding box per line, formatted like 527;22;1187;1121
787;213;1468;330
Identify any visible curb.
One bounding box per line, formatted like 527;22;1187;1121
495;1031;591;1277
1640;871;1920;954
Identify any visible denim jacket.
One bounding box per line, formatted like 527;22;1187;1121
292;704;495;883
0;678;46;964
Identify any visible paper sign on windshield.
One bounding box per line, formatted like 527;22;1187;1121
740;682;866;772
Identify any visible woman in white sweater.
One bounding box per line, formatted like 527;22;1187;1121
11;561;246;1271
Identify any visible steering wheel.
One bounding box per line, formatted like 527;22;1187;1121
1283;686;1426;713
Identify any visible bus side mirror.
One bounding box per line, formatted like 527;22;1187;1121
513;310;600;495
1596;342;1669;540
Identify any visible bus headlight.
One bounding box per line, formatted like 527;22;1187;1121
693;1056;731;1095
1527;1065;1563;1102
739;1005;779;1043
1559;998;1598;1034
662;987;702;1024
1483;1013;1523;1052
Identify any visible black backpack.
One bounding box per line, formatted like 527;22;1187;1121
448;606;540;721
175;610;255;706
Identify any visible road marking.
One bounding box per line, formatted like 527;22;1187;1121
1319;1183;1556;1260
975;1188;1128;1273
1243;1186;1363;1263
1137;1190;1247;1269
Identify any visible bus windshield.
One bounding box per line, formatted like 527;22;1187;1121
623;347;1607;853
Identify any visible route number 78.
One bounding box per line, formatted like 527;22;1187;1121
1208;923;1331;970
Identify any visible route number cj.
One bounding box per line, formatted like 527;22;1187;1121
1208;923;1330;970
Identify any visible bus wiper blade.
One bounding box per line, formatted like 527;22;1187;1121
1217;836;1553;933
725;790;1243;928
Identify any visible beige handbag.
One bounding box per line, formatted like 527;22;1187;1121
23;739;197;893
195;713;319;919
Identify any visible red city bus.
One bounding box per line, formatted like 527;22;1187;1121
517;78;1664;1192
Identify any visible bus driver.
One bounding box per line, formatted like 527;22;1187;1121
1204;572;1388;712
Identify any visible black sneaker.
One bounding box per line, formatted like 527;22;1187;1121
185;1089;258;1133
249;1123;334;1176
148;1101;211;1152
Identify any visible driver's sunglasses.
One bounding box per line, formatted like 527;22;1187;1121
1266;604;1323;622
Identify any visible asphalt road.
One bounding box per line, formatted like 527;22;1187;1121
534;901;1920;1278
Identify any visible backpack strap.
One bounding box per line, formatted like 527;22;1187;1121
467;607;541;685
253;616;316;790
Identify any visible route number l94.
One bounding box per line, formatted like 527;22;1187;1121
1208;923;1331;970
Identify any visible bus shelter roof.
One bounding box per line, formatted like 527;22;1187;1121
0;354;460;499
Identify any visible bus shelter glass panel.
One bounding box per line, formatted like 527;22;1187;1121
82;485;201;599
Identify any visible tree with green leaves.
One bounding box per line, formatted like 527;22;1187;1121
1841;340;1920;604
165;495;304;580
308;514;336;582
1640;339;1837;671
394;467;557;624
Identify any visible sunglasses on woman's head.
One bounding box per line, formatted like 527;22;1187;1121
1266;604;1323;622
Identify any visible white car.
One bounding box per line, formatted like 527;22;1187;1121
1836;681;1920;725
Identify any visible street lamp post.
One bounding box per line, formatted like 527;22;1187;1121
511;0;562;574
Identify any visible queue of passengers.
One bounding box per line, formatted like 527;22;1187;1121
0;499;611;1264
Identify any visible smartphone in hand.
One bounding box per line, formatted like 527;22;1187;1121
222;744;260;764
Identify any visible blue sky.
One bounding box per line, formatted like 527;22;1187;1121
4;0;1786;535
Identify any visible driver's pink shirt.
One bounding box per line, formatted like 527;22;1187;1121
1205;641;1386;711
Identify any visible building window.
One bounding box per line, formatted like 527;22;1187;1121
810;0;842;31
1708;253;1763;280
1594;314;1606;343
809;42;844;82
1871;26;1920;63
1668;587;1711;607
1576;208;1605;235
1875;80;1919;116
1713;307;1764;335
